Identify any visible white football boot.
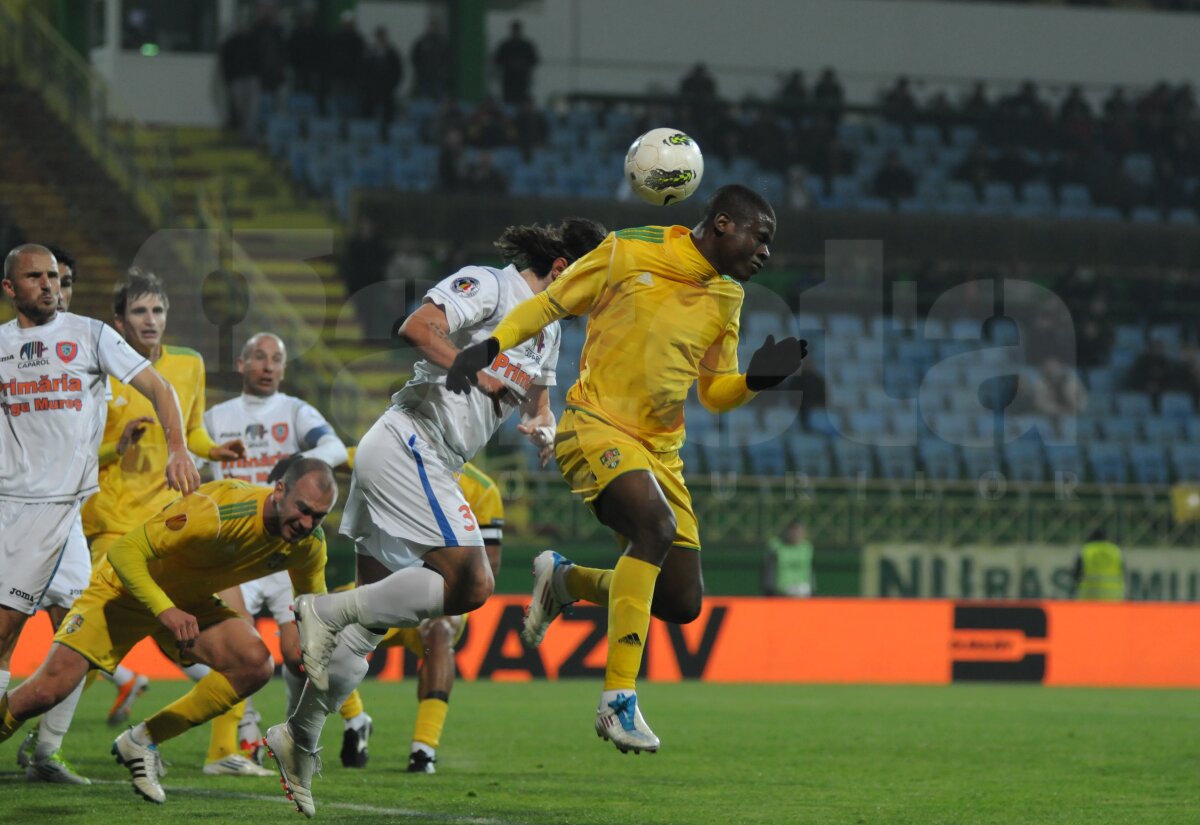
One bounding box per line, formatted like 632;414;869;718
265;723;321;818
595;690;660;754
521;550;575;648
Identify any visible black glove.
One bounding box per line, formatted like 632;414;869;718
267;452;303;484
746;335;807;391
446;337;500;394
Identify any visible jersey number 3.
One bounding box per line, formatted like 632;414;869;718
458;505;477;532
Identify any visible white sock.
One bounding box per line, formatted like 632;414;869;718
283;667;306;718
342;712;369;731
130;721;153;746
288;623;383;751
181;662;211;681
411;741;435;757
242;696;260;726
35;678;84;760
112;665;134;687
0;668;10;698
313;566;444;629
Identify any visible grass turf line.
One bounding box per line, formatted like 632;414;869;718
0;679;1195;824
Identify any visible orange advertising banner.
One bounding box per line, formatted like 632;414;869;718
13;597;1200;687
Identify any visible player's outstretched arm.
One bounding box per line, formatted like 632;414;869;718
446;337;500;393
746;335;807;391
128;367;201;494
515;385;556;468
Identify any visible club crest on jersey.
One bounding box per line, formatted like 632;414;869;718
600;448;621;469
63;614;84;634
272;422;289;443
56;341;77;363
245;423;267;441
452;276;480;296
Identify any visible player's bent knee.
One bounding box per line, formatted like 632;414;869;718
652;588;702;625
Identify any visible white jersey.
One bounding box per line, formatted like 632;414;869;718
204;392;337;484
393;264;560;467
0;312;148;503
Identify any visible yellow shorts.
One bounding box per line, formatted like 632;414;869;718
87;532;122;566
379;614;467;657
54;586;242;674
555;407;700;550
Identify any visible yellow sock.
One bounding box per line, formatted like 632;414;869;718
145;670;240;745
340;689;364;721
412;697;449;749
603;556;660;691
566;564;613;605
0;695;23;743
206;700;245;762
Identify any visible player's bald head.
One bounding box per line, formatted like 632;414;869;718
241;332;287;361
3;244;55;282
282;457;337;495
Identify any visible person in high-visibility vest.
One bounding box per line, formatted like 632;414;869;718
1073;528;1126;601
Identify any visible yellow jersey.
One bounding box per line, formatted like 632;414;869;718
82;345;216;539
459;461;504;543
494;226;745;452
99;478;327;616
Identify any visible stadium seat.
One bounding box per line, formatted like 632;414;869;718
1168;208;1198;225
832;440;875;479
1131;205;1162;224
747;441;788;476
1044;445;1085;483
875;445;917;480
1159;391;1195;420
1004;441;1045;482
1128;444;1169;485
1099;416;1140;444
847;410;888;438
919;438;961;481
786;434;832;477
702;443;745;474
1087;444;1128;484
1141;416;1181;444
1114;392;1154;418
1172;446;1200;481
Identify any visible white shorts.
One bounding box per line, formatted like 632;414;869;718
41;514;91;610
240;571;295;625
339;409;483;573
0;499;83;615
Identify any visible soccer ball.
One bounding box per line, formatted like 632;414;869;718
623;128;704;206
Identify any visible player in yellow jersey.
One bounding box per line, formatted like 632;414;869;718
0;459;336;805
447;185;805;753
336;459;504;773
81;270;245;727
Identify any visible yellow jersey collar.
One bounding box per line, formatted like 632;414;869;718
672;226;721;282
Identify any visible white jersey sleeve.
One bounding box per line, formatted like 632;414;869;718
95;321;150;384
534;322;560;387
293;398;336;448
425;266;502;332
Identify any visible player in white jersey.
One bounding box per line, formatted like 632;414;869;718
265;218;606;818
200;332;347;775
0;244;200;753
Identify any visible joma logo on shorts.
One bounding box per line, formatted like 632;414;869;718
8;586;34;602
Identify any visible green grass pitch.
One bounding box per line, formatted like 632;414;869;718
1;679;1196;824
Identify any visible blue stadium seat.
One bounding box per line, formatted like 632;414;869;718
1141;416;1181;444
1004;441;1045;482
1114;392;1154;418
1159;391;1195;420
1085;367;1118;393
876;446;917;480
1122;153;1155;186
938;181;977;215
848;411;888;438
786;434;832;477
1059;183;1092;211
919;439;961;480
1130;205;1161;223
762;405;801;438
747;441;788;476
1128;444;1169;485
1172;446;1200;481
980;182;1017;215
1113;324;1145;351
950;126;978;147
911;124;943;149
1044;445;1085;482
1087;444;1128;484
1099;416;1140;444
286;92;318;119
702;443;745;474
926;412;971;445
832;440;874;479
806;408;841;437
1088;206;1123;222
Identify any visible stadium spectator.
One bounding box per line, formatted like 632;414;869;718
360;26;403;139
679;61;718;104
813;68;845;120
881;76;917;136
1125;339;1175;405
513;99;549;161
1032;357;1088;418
786;165;814;210
410;18;451;100
872;150;917;209
493;20;539;105
327;11;365;118
1075;300;1116;370
1073;528;1125;601
465;97;516;149
464;152;509;195
341;216;392;339
777;70;808;114
219;17;257;137
251;4;287;115
1171;344;1200;405
436;127;466;192
954;144;992;199
286;4;324;96
763;521;815;597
